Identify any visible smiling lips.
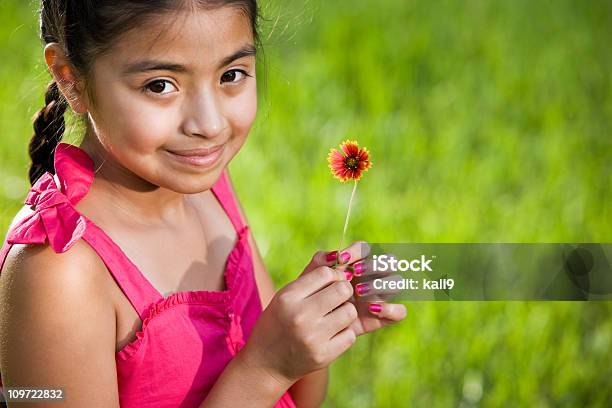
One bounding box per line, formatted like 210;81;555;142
166;144;225;168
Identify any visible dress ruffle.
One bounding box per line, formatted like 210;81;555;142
116;225;251;362
6;143;94;253
226;311;246;356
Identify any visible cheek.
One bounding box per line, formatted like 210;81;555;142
228;85;257;141
91;83;176;154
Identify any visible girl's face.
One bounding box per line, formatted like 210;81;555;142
84;7;257;194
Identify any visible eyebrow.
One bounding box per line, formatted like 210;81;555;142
121;44;256;75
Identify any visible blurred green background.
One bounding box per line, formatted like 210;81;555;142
1;0;610;406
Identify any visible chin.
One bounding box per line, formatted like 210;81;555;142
162;168;224;194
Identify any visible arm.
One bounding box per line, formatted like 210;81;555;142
225;170;329;408
0;235;294;408
0;241;120;407
199;346;296;407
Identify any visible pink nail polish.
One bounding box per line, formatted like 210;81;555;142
368;303;382;313
344;270;353;281
355;282;370;296
352;262;366;276
340;251;351;264
326;251;338;262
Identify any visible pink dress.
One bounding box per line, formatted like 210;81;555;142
0;143;297;408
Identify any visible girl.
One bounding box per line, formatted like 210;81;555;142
0;1;406;407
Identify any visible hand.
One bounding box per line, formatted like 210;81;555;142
321;241;408;337
241;251;359;386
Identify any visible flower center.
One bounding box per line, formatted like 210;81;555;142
345;157;359;169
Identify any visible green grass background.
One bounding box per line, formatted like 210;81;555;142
1;0;610;406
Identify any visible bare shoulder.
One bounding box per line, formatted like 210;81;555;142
1;204;113;293
0;239;120;407
0;237;111;301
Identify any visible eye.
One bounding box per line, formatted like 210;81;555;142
220;69;251;84
142;79;178;95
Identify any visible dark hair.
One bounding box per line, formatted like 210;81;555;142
29;0;262;185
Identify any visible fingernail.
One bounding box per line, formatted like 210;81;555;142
326;250;338;262
368;303;382;314
355;282;370;296
344;270;353;281
339;251;351;264
352;261;366;276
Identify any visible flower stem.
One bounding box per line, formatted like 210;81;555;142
337;180;358;262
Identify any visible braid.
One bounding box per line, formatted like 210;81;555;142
28;80;68;185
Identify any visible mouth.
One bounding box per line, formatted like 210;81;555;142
165;143;226;168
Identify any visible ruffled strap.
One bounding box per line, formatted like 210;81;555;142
5;143;94;253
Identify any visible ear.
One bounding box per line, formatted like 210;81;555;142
44;43;89;114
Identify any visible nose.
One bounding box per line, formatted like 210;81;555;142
182;89;227;139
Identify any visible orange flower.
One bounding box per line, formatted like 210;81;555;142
327;139;373;182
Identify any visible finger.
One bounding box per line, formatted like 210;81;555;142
343;252;398;278
301;250;344;276
333;240;371;267
351;290;395;303
288;266;349;299
353;274;405;299
349;302;408;335
322;302;358;337
306;279;354;314
366;302;407;322
328;326;357;357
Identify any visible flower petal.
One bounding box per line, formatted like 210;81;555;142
340;140;360;157
328;140;372;182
